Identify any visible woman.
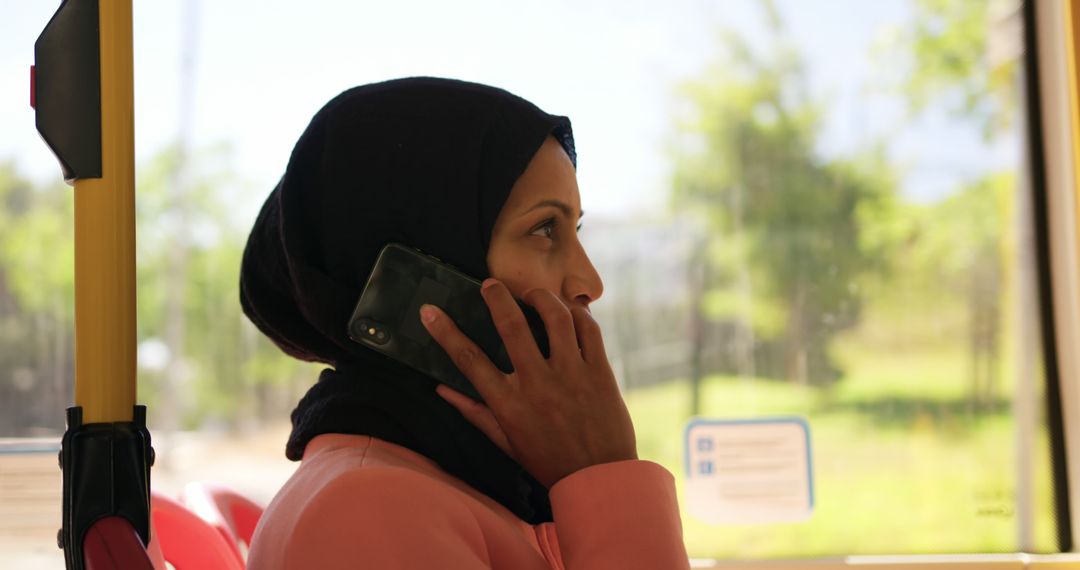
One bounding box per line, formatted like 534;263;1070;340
241;77;689;569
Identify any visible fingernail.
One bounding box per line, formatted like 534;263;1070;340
481;278;498;290
420;304;437;324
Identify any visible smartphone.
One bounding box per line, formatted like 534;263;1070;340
347;242;550;402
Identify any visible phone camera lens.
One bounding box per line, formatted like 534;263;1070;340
350;319;389;345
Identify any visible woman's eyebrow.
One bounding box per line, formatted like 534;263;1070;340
523;199;584;219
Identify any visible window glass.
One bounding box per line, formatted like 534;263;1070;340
0;0;1056;563
591;0;1054;556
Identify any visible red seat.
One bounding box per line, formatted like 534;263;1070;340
149;491;243;570
83;516;155;570
182;482;264;563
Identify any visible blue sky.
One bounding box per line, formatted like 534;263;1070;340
2;0;1013;219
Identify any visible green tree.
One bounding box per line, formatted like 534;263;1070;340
876;0;1019;408
880;0;1018;139
0;149;313;436
0;162;74;435
134;143;313;430
670;2;896;386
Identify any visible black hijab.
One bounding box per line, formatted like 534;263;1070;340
239;77;576;524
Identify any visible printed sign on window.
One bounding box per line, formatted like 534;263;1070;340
685;417;814;524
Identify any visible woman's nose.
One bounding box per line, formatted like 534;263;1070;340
563;246;604;307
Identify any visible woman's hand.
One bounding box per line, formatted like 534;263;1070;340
419;278;637;488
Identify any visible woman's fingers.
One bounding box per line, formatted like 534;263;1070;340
423;285;637;489
420;304;511;402
570;305;609;366
436;385;513;456
522;288;580;363
479;280;545;370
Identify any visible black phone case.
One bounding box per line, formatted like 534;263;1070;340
347;243;550;402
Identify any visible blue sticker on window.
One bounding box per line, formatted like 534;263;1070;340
684;417;813;524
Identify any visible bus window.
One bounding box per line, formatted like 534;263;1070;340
0;0;1066;566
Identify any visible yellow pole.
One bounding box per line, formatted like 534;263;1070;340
73;0;136;424
1059;0;1080;552
1068;1;1080;242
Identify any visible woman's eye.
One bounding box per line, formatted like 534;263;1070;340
531;219;556;239
530;218;581;239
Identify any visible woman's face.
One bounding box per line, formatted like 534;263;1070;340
486;136;604;310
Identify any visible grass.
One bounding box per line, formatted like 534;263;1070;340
623;347;1058;560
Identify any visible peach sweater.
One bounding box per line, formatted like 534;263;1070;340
247;434;689;569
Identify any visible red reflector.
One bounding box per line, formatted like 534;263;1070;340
30;65;36;109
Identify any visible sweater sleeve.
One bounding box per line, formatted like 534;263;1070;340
549;460;690;570
282;467;492;569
